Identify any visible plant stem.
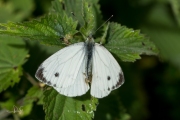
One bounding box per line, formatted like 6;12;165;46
24;71;39;86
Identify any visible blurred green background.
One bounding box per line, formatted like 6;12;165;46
0;0;180;120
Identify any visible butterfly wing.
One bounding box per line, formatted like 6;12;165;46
54;56;89;97
91;43;124;98
35;42;89;97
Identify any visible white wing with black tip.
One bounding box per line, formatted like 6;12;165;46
35;42;90;97
90;43;124;98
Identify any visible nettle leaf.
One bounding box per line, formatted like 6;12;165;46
43;88;98;120
0;36;28;92
79;1;96;37
24;86;44;105
95;22;110;44
51;0;102;37
104;22;158;62
0;13;78;47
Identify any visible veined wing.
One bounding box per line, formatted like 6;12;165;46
35;42;89;97
91;43;124;98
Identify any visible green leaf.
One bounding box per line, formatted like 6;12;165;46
79;1;96;37
51;0;102;37
23;86;44;105
104;22;158;62
0;0;102;46
94;93;130;120
20;86;43;117
19;103;33;117
0;36;28;92
169;0;180;26
96;22;110;44
0;14;78;47
141;3;180;68
0;0;34;22
43;88;98;120
0;98;16;110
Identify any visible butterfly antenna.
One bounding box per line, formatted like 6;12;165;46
93;15;113;34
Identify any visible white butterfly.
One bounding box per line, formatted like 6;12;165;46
35;35;124;98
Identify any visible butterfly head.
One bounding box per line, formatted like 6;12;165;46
86;34;95;43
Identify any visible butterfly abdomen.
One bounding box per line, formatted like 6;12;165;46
85;36;95;80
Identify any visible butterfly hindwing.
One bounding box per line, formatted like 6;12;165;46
35;42;89;97
91;43;124;98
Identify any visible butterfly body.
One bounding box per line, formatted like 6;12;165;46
84;36;95;82
35;36;124;98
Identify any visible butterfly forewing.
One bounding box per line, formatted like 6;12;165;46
54;57;89;96
35;42;90;97
91;43;124;98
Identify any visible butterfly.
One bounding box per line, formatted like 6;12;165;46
35;35;124;98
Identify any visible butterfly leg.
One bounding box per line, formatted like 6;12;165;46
83;73;92;84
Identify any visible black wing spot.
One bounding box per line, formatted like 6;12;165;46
47;81;51;85
115;73;124;88
112;86;115;89
108;87;110;91
53;84;56;87
55;72;59;77
82;104;86;111
36;67;43;79
36;67;47;83
107;76;111;80
42;78;47;83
